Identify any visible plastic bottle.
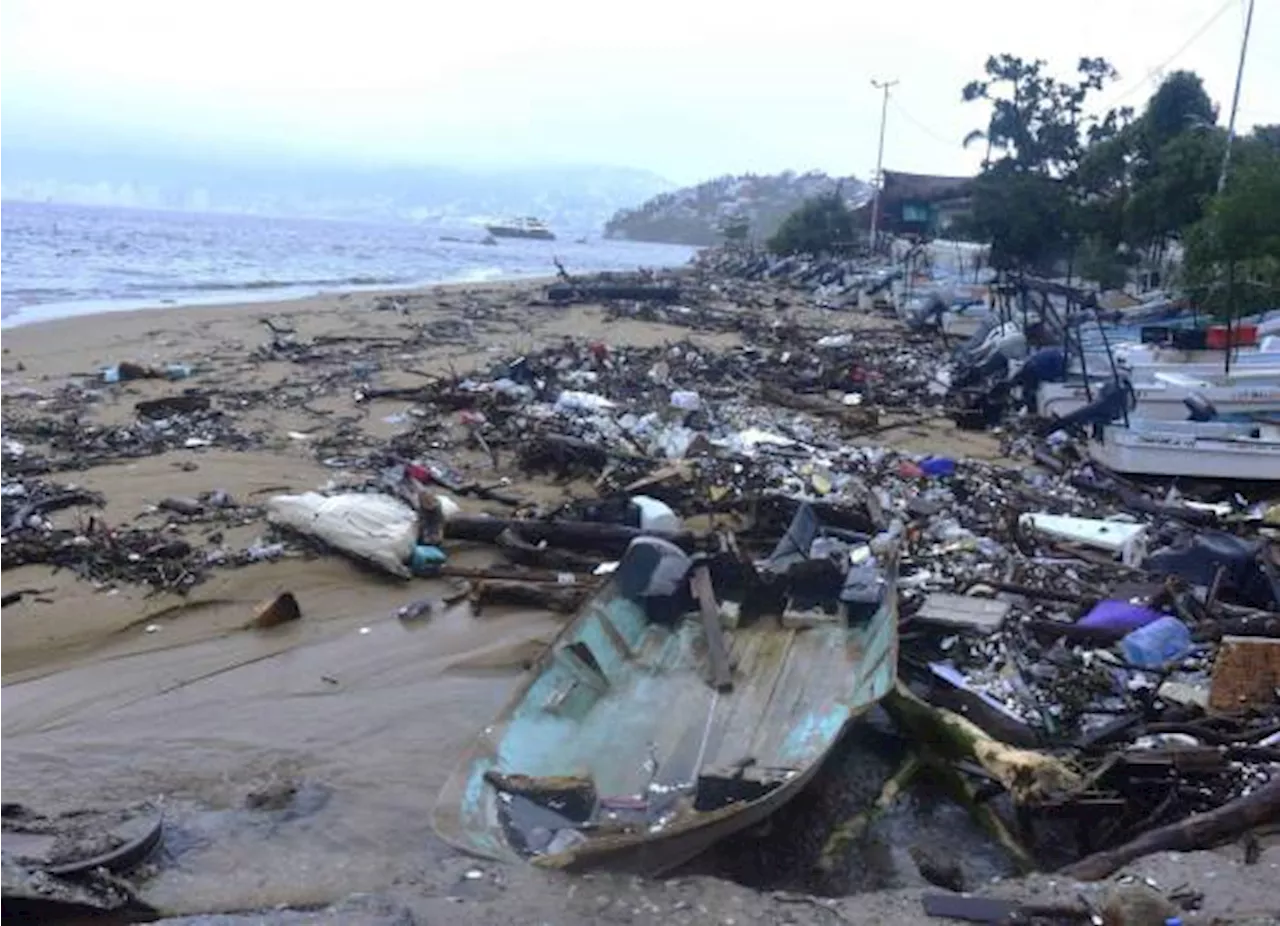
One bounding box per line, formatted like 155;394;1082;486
870;519;905;557
1120;615;1192;668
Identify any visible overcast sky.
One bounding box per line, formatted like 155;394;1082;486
2;0;1274;185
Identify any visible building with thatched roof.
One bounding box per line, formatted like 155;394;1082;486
855;170;973;238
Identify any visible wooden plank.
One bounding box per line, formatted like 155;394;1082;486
921;894;1015;923
1210;636;1280;710
690;565;734;692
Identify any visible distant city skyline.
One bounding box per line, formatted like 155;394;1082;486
3;0;1274;188
0;149;679;231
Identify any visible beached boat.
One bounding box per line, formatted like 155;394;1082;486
1037;371;1280;421
1064;333;1280;376
485;217;556;241
434;532;899;875
1087;418;1280;480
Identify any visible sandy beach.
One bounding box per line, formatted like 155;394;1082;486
3;277;1275;925
1;278;1001;678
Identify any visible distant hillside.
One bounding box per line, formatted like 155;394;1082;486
603;171;872;246
0;144;675;235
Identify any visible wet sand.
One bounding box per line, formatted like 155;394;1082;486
3;281;1274;924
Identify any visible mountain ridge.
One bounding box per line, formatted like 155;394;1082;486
603;171;872;246
0;146;676;235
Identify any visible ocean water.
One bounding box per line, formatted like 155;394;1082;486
0;201;697;327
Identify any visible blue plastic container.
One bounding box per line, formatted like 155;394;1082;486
1120;615;1192;668
919;457;957;478
410;544;448;576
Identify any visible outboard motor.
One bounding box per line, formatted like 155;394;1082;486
970;321;1027;366
953;315;1001;362
1039;380;1134;436
952;351;1010;390
1184;391;1218;422
1010;347;1067;408
904;291;948;330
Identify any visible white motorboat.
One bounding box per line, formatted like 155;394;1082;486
1038;370;1280;421
484;216;556;241
1087;419;1280;480
1067;338;1280;380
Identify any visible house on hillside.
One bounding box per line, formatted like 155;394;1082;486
856;170;974;238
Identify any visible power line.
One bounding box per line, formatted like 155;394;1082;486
1101;0;1239;110
888;97;959;149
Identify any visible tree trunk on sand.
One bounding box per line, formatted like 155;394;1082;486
1060;777;1280;881
883;684;1081;802
446;515;694;557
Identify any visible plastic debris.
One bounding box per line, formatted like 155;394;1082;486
1120;616;1193;669
267;492;419;578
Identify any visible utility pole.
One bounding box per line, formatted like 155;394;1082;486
1217;0;1254;376
1218;0;1254;192
868;78;898;253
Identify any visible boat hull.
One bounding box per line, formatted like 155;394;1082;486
486;226;556;241
1038;381;1280;421
1088;422;1280;479
434;557;899;875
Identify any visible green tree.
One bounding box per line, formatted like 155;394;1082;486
1076;234;1134;290
1139;70;1217;152
1181;153;1280;322
767;192;858;256
1123;71;1223;257
1125;128;1225;254
1252;124;1280;152
968;163;1069;272
963;64;1234;284
961;55;1123;271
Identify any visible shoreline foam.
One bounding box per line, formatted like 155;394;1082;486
0;268;562;330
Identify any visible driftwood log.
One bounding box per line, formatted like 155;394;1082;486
518;433;654;475
471;580;590;615
1060;777;1280;881
760;383;878;430
1194;613;1280;641
884;684;1082;802
546;283;681;304
437;564;594;584
496;528;599;571
445;515;694;557
882;684;1082;873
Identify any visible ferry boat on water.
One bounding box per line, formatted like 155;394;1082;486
484;217;556;241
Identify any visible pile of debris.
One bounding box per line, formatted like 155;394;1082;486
3;388;261;475
236;308;1278;885
3;258;1277;905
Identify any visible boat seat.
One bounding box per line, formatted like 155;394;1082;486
1155;371;1212;388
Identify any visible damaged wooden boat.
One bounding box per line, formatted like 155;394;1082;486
434;530;899;874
